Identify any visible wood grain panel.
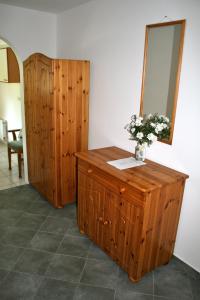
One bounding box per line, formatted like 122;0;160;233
24;53;56;206
58;60;90;205
7;48;20;83
24;53;90;208
76;147;188;282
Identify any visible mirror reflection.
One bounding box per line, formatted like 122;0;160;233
140;20;186;144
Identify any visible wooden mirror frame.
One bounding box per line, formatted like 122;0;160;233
140;19;186;145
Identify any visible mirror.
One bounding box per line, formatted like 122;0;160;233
140;20;186;144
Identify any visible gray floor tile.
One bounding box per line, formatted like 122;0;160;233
183;262;200;280
49;202;77;219
157;256;187;274
1;198;31;211
27;200;53;216
75;284;115;300
15;213;46;230
57;235;91;257
0;224;9;241
0;244;24;270
14;248;53;275
34;278;77;300
0;185;199;300
87;243;111;261
66;219;84;237
154;268;193;299
116;268;153;295
154;297;172;300
115;291;153;300
0;208;23;226
80;259;119;289
189;272;200;300
0;199;5;209
29;231;63;253
0;269;9;284
0;271;42;300
1;227;37;247
40;216;72;235
45;254;85;282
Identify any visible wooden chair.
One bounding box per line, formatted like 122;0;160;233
7;129;23;178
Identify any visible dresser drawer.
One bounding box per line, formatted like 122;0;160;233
78;159;145;207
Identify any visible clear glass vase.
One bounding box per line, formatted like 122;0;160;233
135;143;146;161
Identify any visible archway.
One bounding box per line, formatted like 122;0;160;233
0;36;28;187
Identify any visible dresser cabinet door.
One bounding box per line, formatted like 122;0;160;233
103;190;144;271
78;169;144;273
78;171;105;246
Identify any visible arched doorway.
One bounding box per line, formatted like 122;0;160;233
0;36;28;189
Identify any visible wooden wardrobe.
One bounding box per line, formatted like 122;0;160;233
24;53;90;208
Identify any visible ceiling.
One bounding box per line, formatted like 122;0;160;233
0;0;94;14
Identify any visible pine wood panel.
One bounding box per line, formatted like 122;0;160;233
76;146;188;282
7;48;20;83
0;47;20;83
24;53;56;206
24;53;90;208
55;60;90;205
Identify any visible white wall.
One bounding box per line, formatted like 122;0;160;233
57;0;200;271
0;83;22;131
0;3;57;182
0;4;56;61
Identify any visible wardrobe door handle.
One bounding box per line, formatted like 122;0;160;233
87;169;93;174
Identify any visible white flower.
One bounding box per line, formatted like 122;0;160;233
135;118;142;127
150;122;156;128
159;115;169;122
147;113;152;119
147;133;157;142
136;132;144;139
155;123;164;133
131;128;135;133
164;116;169;122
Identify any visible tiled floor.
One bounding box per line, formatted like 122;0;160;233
0;185;199;300
0;142;25;190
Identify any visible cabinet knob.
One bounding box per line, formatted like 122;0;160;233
120;187;126;194
122;217;126;224
98;217;103;222
103;220;108;225
87;169;93;174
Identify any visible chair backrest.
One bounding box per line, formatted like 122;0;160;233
8;129;22;141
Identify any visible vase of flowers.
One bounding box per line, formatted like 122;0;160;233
125;114;170;161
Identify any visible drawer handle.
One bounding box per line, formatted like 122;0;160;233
103;220;108;225
87;169;93;174
120;187;126;194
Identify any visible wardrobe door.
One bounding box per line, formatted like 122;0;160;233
56;60;90;205
24;54;57;207
24;55;37;187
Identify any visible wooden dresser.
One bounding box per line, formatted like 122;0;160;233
75;147;189;282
